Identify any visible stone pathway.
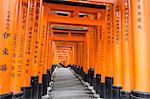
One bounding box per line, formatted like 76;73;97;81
49;67;98;99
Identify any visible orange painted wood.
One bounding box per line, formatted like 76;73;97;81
96;13;103;77
84;31;90;73
43;3;105;14
101;16;107;83
47;26;52;69
48;14;101;26
22;0;36;87
97;26;102;76
69;0;114;4
131;0;150;92
0;0;18;95
89;27;95;69
11;0;27;94
31;0;42;77
44;23;50;73
20;0;29;87
77;42;83;67
106;4;113;77
113;0;122;87
37;6;48;83
50;36;85;42
52;29;87;34
121;0;134;92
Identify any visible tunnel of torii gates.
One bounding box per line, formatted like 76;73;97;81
0;0;150;99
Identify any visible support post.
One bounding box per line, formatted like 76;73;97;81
100;12;107;98
121;0;134;98
0;0;18;98
104;4;114;98
131;0;150;98
112;0;122;98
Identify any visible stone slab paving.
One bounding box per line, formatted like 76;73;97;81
49;67;98;99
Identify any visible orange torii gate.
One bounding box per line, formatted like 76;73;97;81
43;2;106;98
0;0;150;99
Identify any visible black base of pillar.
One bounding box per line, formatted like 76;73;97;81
42;74;48;96
81;70;85;79
81;67;83;77
77;66;80;75
38;83;43;99
112;86;122;99
93;77;96;90
21;86;32;99
0;92;13;99
13;91;23;99
47;69;51;83
89;68;94;86
31;76;39;99
121;91;130;99
87;71;90;83
51;65;57;74
100;82;105;98
104;77;113;98
95;74;101;94
131;90;150;99
84;73;88;82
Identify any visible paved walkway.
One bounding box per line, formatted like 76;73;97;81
49;67;98;99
